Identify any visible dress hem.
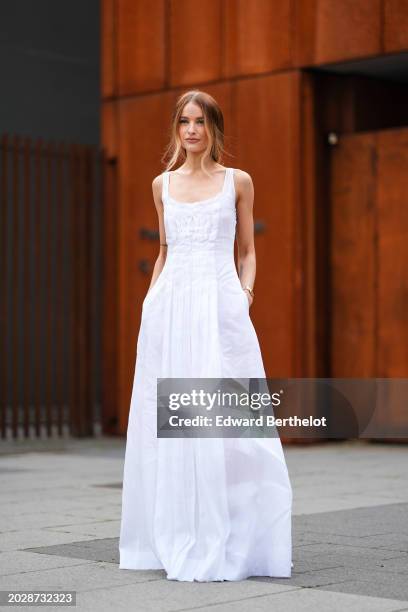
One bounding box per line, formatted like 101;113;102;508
119;550;293;582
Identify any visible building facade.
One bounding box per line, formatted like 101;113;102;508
101;1;408;435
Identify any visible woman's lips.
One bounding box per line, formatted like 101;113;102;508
186;139;199;142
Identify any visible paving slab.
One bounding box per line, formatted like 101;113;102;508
0;437;407;612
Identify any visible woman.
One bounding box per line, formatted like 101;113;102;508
119;90;293;582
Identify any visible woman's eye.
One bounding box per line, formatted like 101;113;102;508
179;119;204;124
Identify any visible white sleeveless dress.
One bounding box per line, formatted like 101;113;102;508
119;167;293;581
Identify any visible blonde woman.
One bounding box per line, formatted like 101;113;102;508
119;90;293;582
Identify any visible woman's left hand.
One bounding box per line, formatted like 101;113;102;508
244;289;253;307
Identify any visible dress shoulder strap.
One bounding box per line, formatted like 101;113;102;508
162;171;170;200
225;167;235;194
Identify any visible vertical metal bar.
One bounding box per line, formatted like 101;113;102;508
34;139;42;437
22;137;31;437
85;146;95;435
11;135;20;438
55;142;64;436
45;141;53;436
0;134;9;439
69;144;79;436
68;144;75;435
78;146;86;436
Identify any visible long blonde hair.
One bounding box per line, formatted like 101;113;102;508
161;90;226;177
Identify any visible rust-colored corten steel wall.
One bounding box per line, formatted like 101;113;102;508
101;0;408;434
330;127;408;378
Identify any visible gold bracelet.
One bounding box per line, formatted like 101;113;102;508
243;285;254;298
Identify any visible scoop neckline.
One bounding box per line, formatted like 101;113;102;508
166;167;229;205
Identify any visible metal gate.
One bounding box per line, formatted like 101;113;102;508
0;134;109;439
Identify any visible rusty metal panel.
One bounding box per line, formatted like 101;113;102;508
377;128;408;376
384;0;408;52
117;0;166;95
330;127;408;381
298;73;321;378
330;132;377;377
233;72;302;378
169;0;223;86
224;0;293;77
295;0;382;66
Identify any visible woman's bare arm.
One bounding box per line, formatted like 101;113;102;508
235;170;256;306
146;175;168;292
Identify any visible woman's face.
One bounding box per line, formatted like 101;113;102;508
178;102;208;154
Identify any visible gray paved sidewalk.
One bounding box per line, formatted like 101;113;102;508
1;437;408;611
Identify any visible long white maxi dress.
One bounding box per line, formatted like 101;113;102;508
119;167;293;581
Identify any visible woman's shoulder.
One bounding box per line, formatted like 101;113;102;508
151;172;167;206
152;171;167;194
230;167;252;180
152;171;165;187
230;168;254;193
